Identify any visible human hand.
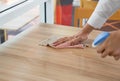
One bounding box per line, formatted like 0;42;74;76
52;32;88;48
97;30;120;60
52;24;94;48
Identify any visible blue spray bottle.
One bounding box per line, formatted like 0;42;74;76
92;32;110;47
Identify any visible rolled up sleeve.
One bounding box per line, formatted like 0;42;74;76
87;0;120;29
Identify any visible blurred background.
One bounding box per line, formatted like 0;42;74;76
0;0;120;43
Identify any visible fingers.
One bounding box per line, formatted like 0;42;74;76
52;37;70;46
101;50;109;58
67;44;84;48
97;47;120;61
114;55;120;61
113;50;120;56
113;50;120;60
52;34;88;48
53;36;82;47
54;39;81;48
97;44;105;54
54;41;71;48
53;43;84;49
52;37;85;49
69;38;81;46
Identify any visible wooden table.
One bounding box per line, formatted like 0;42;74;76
0;23;120;81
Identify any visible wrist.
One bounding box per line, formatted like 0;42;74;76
75;24;94;37
82;24;94;34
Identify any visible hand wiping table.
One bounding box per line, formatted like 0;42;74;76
39;35;89;49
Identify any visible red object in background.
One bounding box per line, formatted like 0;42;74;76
55;4;72;26
61;4;72;26
56;5;62;24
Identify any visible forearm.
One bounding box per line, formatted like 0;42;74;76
81;24;94;35
75;23;94;37
75;0;120;37
88;0;120;29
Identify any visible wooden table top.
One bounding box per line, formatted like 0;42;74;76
0;23;120;81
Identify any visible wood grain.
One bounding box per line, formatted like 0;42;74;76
0;23;120;81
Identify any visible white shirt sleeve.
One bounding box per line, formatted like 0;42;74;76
87;0;120;29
